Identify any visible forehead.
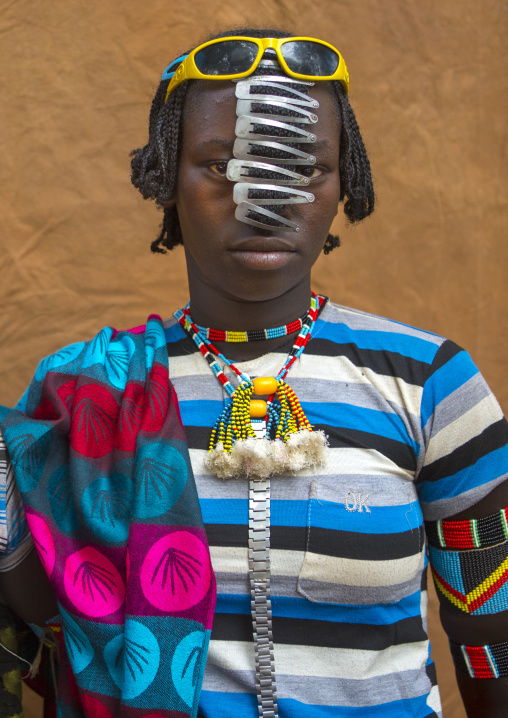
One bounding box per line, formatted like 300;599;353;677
181;80;340;152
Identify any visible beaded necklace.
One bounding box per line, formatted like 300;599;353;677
192;310;308;343
174;293;328;718
174;293;328;479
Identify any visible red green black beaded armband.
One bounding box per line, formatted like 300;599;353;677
426;506;508;550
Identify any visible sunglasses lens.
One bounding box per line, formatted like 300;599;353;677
281;41;339;76
195;40;259;75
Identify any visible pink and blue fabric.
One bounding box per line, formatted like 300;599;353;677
0;315;216;718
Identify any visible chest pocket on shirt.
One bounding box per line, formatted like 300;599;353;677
297;478;425;605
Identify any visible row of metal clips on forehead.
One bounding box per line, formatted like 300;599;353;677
227;59;319;233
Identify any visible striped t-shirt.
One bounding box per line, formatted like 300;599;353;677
1;299;507;716
165;299;508;718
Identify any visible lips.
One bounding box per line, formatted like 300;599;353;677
229;236;296;253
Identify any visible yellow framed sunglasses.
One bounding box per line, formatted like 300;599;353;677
164;36;349;101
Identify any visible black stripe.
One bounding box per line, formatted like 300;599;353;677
316;424;417;472
306;339;430;387
307;525;424;560
211;612;427;650
205;523;424;561
167;336;196;357
417;419;508;485
427;339;463;376
185;426;211;450
426;660;438;686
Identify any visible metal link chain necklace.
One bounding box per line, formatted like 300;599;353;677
175;295;328;718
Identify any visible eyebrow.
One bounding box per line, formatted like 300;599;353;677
194;137;234;152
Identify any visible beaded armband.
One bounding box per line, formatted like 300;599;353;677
427;507;508;549
427;507;508;615
450;639;508;678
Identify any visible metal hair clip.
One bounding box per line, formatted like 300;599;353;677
227;160;311;186
236;99;318;124
229;72;319;232
235;202;300;232
235;80;319;108
233;184;314;205
233;139;316;166
235;116;317;143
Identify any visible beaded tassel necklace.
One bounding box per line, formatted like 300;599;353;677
174;293;328;479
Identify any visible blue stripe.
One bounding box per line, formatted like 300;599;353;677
199;690;437;716
181;399;420;454
200;498;247;525
180;400;224;426
303;402;420;454
418;444;508;504
215;591;422;625
314;319;439;363
200;498;423;534
165;322;186;343
421;350;479;427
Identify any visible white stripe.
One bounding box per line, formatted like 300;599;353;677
426;685;443;716
461;645;474;678
211;546;302;577
501;509;508;540
293;354;423;412
323;303;443;346
210;546;425;588
437;520;445;547
298;550;425;587
485;646;499;678
424;393;503;465
207;639;431;680
191;446;414;488
472;519;480;548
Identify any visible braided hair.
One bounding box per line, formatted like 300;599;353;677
130;28;375;254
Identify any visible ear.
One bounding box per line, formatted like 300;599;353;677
159;197;177;208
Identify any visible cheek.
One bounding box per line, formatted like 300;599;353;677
177;171;235;227
305;181;341;230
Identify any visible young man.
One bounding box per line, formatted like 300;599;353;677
1;29;507;718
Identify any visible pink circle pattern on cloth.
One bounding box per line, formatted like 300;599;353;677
140;530;212;612
64;546;126;617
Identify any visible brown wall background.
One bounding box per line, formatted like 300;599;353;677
1;2;507;716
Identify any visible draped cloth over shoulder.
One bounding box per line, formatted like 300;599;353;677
0;315;216;718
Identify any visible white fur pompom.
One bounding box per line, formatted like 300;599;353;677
205;431;328;479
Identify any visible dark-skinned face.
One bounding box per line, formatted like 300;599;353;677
175;80;341;307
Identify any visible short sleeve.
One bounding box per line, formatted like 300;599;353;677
416;340;508;521
0;430;33;572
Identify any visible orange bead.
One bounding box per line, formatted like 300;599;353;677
249;400;267;418
253;377;278;395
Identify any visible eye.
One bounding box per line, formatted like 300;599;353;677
299;166;323;179
209;162;229;176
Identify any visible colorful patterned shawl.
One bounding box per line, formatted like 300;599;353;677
0;315;216;718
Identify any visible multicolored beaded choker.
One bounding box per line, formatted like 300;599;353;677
192;310;308;343
174;293;329;479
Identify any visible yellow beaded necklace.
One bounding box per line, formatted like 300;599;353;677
174;294;328;479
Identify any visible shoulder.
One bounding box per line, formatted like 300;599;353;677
316;300;450;367
13;316;169;413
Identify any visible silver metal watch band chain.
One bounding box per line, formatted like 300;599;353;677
249;477;279;718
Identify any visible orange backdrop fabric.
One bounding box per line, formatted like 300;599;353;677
1;2;507;717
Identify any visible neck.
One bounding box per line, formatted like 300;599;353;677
185;263;314;361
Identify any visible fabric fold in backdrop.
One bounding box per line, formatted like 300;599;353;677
0;315;216;718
